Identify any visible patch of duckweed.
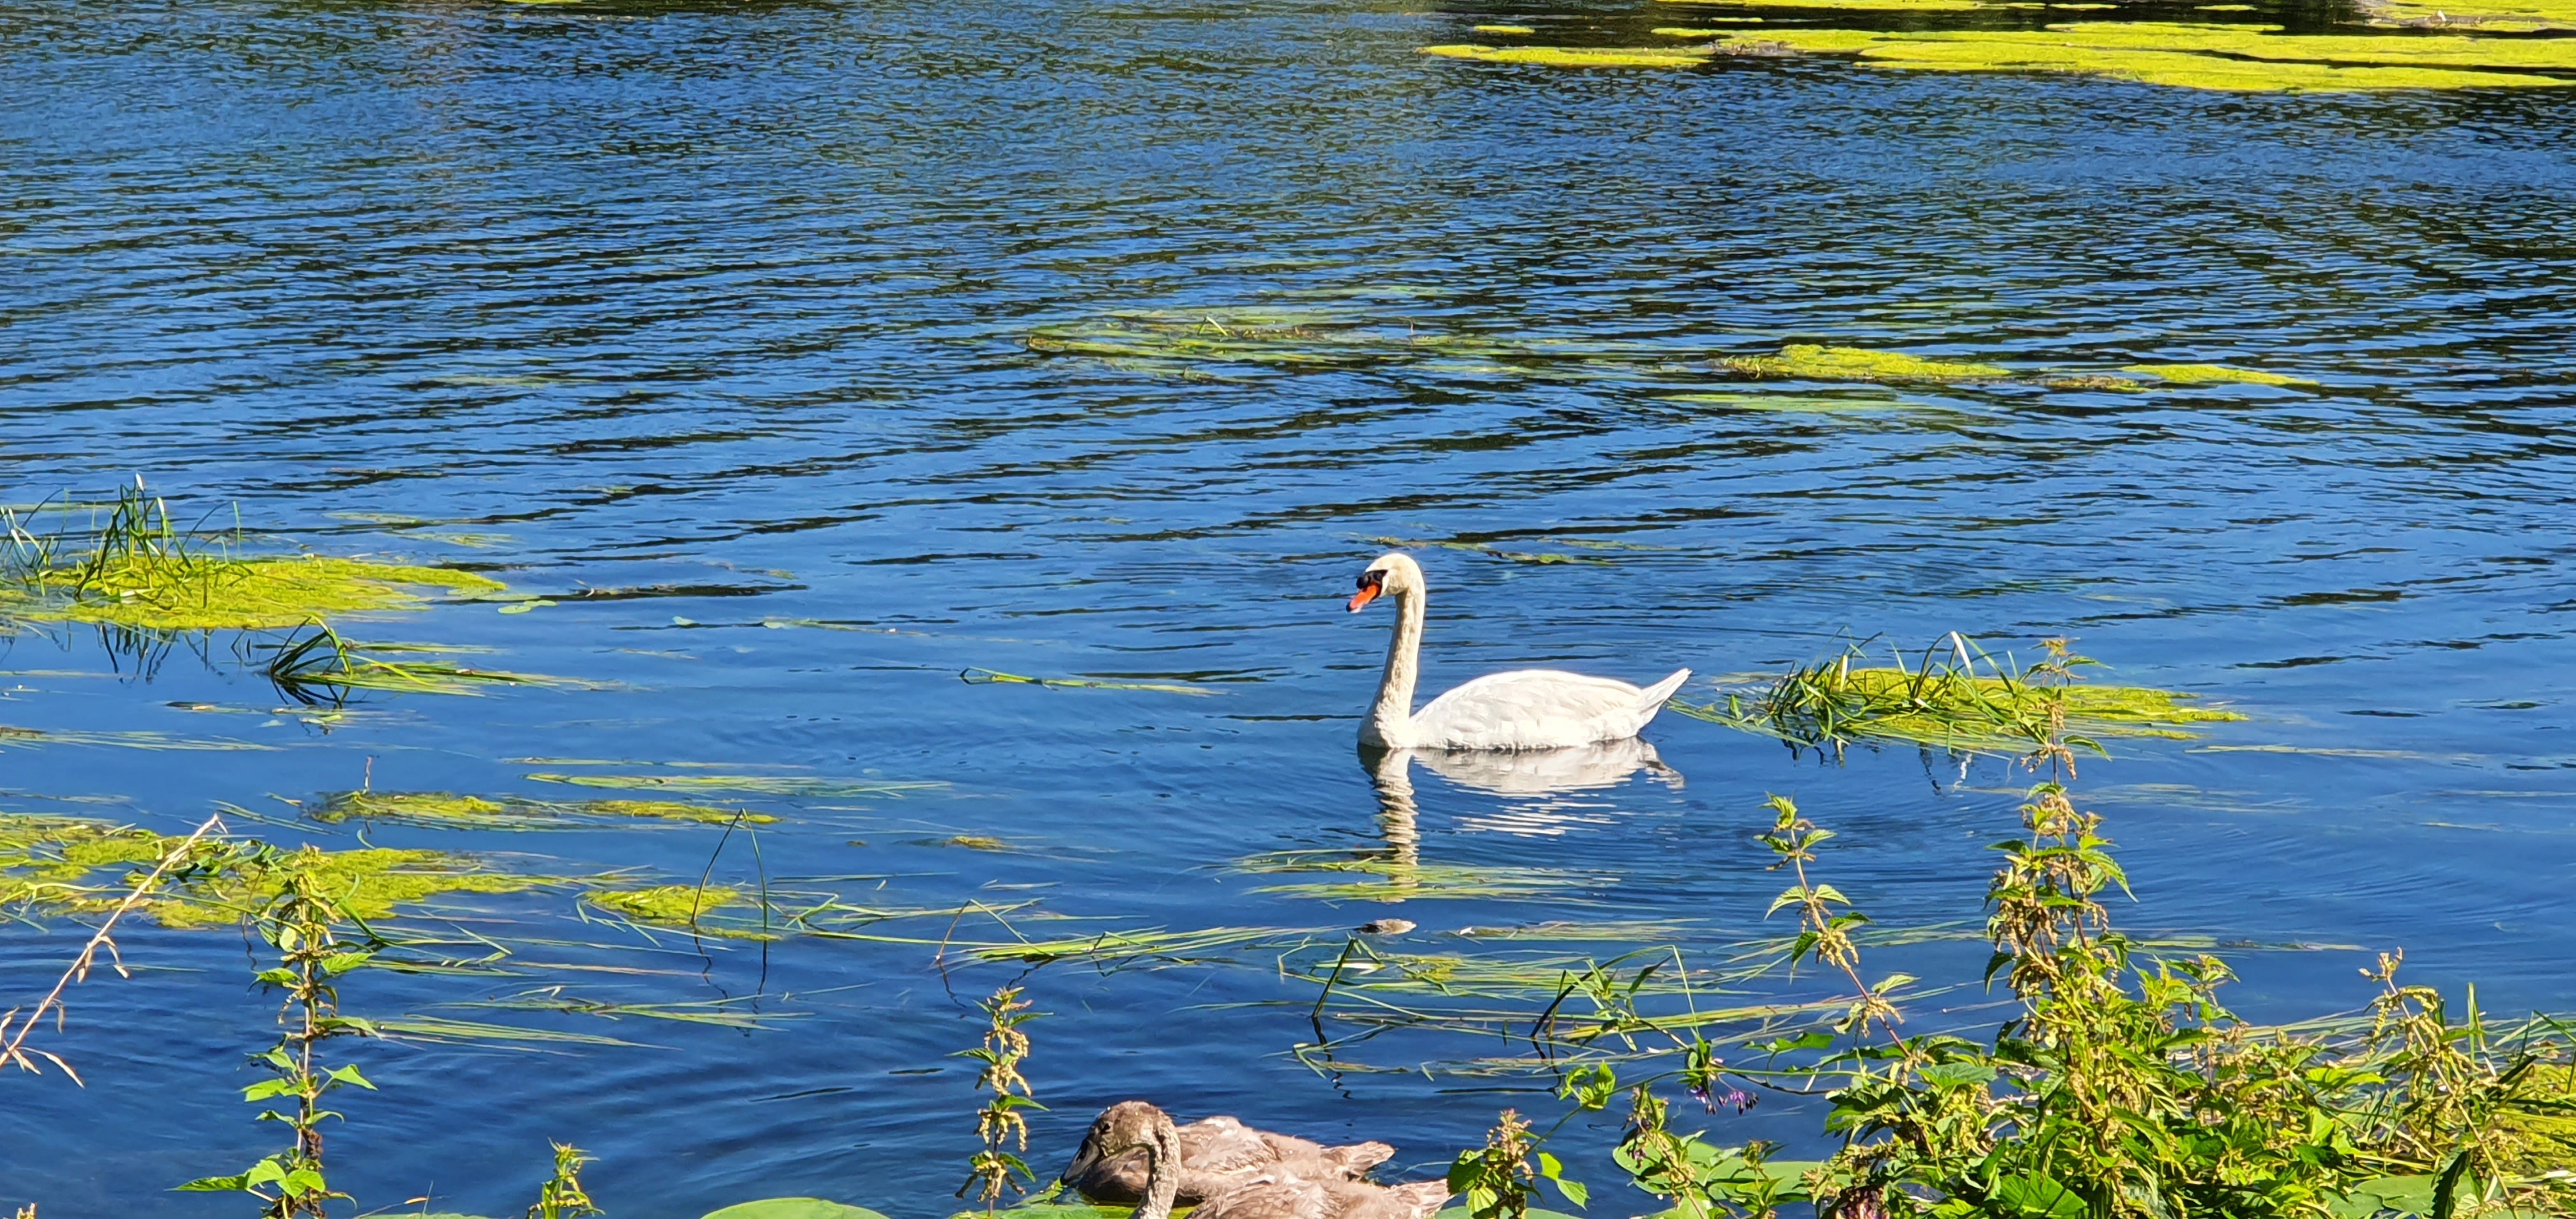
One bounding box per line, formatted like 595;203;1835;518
153;846;554;928
0;724;279;751
1420;43;1718;67
1677;637;2244;756
586;884;744;928
1725;22;2576;91
1722;344;2011;383
310;790;772;831
2125;362;2316;386
1473;22;1538;33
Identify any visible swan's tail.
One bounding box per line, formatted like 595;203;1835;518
1636;668;1691;730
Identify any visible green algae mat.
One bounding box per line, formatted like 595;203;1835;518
1423;12;2576;91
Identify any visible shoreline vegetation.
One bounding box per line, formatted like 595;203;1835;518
5;485;2566;1217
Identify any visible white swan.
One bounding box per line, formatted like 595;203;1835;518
1346;552;1689;751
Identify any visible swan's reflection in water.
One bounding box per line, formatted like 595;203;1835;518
1360;739;1683;869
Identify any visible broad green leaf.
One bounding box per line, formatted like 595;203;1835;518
2328;1175;2434;1219
172;1176;250;1192
1989;1172;2087;1219
702;1200;894;1219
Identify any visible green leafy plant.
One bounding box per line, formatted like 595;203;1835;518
957;985;1045;1215
528;1140;603;1219
1449;1108;1587;1219
1610;640;2576;1219
178;846;388;1218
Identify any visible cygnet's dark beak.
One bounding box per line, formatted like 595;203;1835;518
1060;1135;1101;1186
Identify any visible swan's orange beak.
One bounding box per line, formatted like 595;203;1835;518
1347;585;1380;613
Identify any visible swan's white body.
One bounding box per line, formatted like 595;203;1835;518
1349;553;1688;751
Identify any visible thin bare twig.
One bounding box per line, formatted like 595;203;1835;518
0;811;228;1084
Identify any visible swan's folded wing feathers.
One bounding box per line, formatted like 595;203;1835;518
1411;669;1675;751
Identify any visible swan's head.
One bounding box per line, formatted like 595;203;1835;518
1348;551;1423;613
1065;1101;1177;1177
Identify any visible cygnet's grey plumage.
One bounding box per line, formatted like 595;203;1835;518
1062;1103;1392;1205
1064;1101;1446;1219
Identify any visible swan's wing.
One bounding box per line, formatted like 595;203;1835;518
1315;1140;1395;1177
1411;668;1688;751
1194;1177;1333;1219
1186;1116;1298;1171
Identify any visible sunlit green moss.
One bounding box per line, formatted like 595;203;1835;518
1722;344;2011;383
1729;22;2576;90
2126;362;2316;385
1422;42;1718;66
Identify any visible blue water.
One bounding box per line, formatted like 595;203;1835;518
5;0;2576;1214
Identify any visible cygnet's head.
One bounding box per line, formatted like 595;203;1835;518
1347;551;1424;613
1066;1100;1176;1179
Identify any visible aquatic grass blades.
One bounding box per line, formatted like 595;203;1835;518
2;481;503;633
1674;634;2242;756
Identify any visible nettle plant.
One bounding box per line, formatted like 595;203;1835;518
1598;645;2574;1219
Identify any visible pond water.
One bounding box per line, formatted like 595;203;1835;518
5;0;2576;1214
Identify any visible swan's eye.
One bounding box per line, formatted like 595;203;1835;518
1357;571;1385;590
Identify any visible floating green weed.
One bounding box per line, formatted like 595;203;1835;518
1421;43;1720;67
0;724;279;752
527;772;943;799
963;924;1298;967
1721;344;2010;383
1675;635;2242;756
153;847;555;928
2125;362;2317;386
2;483;502;632
959;668;1220;696
263;624;585;702
1474;22;1538;32
585;884;744;928
1722;20;2576;90
1664;0;1985;10
0;812;174;912
310;790;771;831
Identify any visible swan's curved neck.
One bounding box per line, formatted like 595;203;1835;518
1131;1117;1186;1219
1365;586;1426;747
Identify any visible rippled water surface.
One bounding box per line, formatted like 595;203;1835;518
6;0;2576;1213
